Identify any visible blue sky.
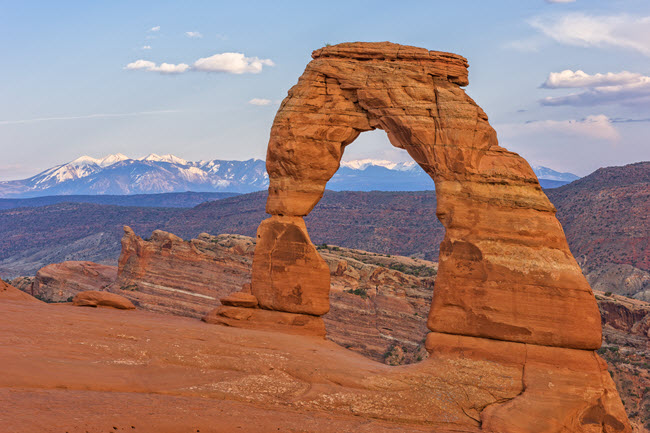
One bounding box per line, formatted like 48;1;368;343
1;0;649;179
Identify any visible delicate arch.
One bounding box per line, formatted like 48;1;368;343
251;42;601;350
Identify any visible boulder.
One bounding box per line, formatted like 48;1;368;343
72;290;135;310
220;292;258;308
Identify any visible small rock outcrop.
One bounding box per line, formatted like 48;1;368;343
72;290;135;310
31;261;117;302
111;226;255;317
0;279;42;302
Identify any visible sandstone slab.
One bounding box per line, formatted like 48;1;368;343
72;290;135;310
203;305;326;337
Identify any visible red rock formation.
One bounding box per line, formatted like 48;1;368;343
251;216;330;315
238;42;628;431
111;226;254;317
31;261;117;303
251;41;601;351
72;290;135;310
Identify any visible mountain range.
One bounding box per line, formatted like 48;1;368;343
0;153;579;198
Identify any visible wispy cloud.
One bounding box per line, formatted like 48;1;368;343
545;0;576;3
497;115;620;141
142;45;152;50
150;26;160;32
530;13;650;56
0;110;181;126
540;70;650;106
185;31;203;38
125;52;275;75
248;98;272;106
124;60;190;74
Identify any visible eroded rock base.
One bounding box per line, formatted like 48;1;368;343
426;332;630;432
203;305;326;337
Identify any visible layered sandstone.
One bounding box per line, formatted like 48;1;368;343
237;41;628;431
252;41;601;350
110;226;254;317
31;261;117;302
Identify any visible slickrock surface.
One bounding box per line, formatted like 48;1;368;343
254;41;601;349
72;290;135;310
0;298;629;433
30;260;117;302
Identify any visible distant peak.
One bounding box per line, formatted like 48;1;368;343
139;153;188;165
69;155;101;166
341;159;416;171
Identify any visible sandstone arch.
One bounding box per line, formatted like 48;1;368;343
251;42;602;350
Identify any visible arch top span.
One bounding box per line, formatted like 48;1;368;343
252;42;602;351
311;42;470;86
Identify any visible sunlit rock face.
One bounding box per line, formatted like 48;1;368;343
254;41;601;350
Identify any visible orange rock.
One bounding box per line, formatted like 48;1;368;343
32;261;117;303
251;216;330;315
254;41;601;350
0;279;42;303
203;305;326;337
220;291;258;308
72;290;135;310
112;226;254;318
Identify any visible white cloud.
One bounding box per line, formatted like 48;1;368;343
185;31;203;38
124;52;274;75
545;0;576;3
542;70;645;88
530;13;650;56
193;53;274;74
124;59;190;74
142;45;152;50
150;26;160;32
248;98;272;106
540;70;650;106
498;115;620;141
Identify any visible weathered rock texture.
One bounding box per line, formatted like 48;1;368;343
252;41;602;351
110;226;254;317
72;290;135;310
30;261;117;302
0;300;630;433
243;42;628;431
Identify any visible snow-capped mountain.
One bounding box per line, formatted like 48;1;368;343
530;165;580;182
0;155;580;198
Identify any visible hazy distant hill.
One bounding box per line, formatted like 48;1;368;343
0;153;577;198
1;162;645;300
545;161;650;300
0;191;238;210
